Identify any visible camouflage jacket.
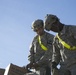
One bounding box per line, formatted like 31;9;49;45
52;25;76;67
28;31;54;67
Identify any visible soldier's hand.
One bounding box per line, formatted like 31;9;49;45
52;62;57;69
33;63;39;69
26;63;33;69
22;65;32;73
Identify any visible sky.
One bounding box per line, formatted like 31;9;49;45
0;0;76;69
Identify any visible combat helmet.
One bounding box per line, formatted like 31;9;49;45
44;14;59;31
32;19;44;31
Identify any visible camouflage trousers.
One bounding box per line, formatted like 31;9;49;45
59;68;71;75
59;63;76;75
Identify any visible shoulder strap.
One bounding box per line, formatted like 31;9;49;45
56;34;76;50
38;36;48;51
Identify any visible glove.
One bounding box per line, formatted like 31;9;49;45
26;63;33;69
33;63;39;69
52;62;57;69
22;65;32;73
26;63;39;69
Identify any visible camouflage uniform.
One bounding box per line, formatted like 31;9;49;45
52;25;76;75
28;31;54;75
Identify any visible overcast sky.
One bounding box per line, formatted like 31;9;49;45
0;0;76;69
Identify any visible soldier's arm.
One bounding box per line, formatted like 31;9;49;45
36;34;54;66
70;26;76;39
52;37;61;65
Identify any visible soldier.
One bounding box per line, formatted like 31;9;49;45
26;19;54;75
44;14;76;75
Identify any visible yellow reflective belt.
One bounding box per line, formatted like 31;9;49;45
38;36;48;51
56;34;76;50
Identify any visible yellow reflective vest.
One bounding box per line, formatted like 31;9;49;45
38;36;48;51
56;34;76;50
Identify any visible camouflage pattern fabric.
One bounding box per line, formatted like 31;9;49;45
28;31;54;75
52;25;76;75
